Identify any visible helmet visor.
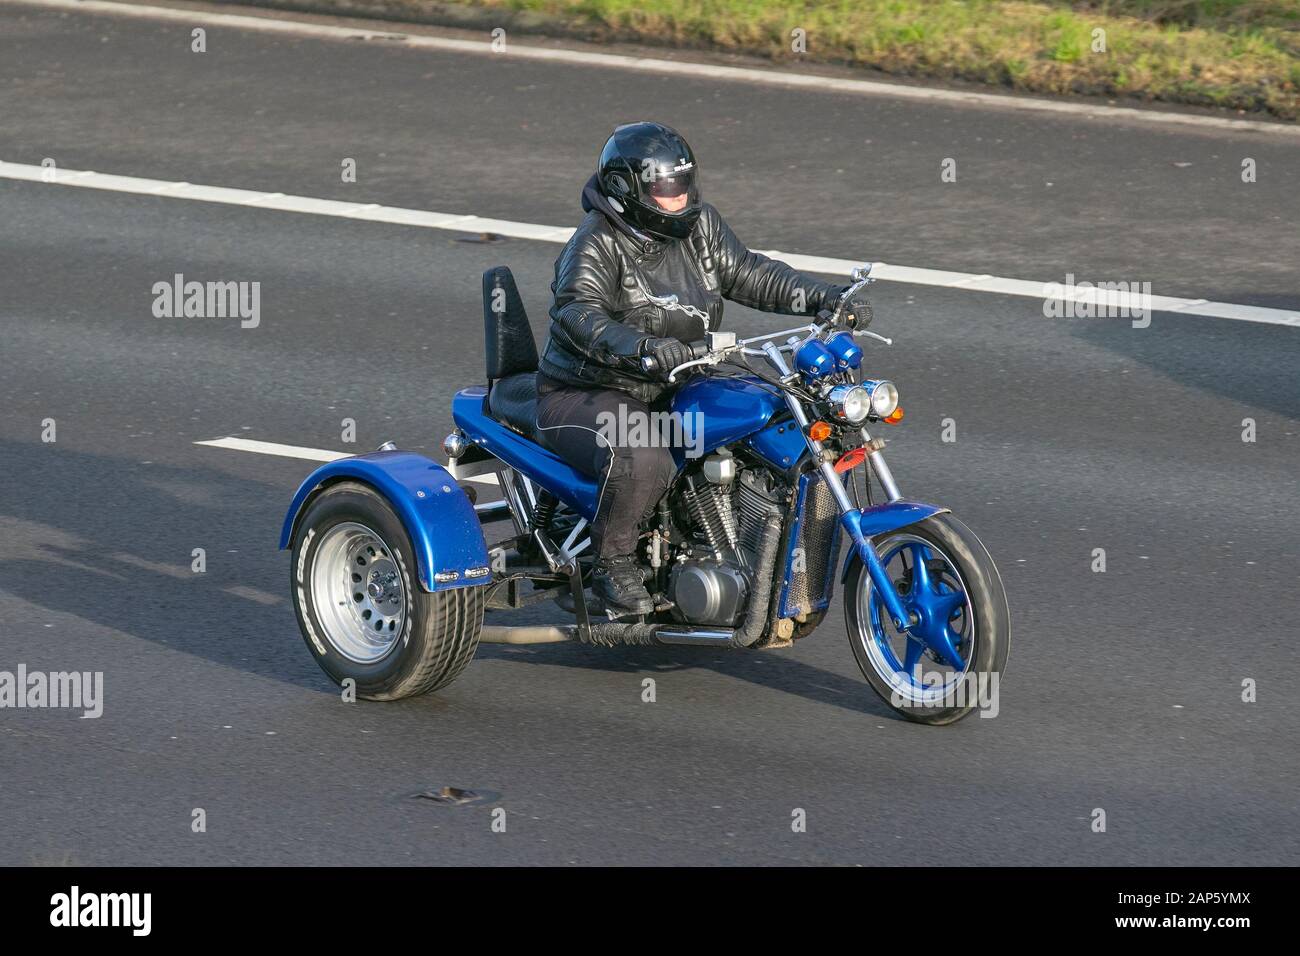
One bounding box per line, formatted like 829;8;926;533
644;158;696;201
647;172;692;198
642;161;697;213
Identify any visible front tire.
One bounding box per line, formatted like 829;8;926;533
845;513;1010;725
291;482;485;701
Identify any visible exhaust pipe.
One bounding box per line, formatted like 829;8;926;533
479;625;574;645
651;627;736;646
477;623;738;647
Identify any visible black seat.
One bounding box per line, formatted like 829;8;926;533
488;371;542;444
482;266;542;442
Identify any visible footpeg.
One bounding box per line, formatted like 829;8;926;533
603;605;648;623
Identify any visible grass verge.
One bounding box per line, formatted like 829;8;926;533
222;0;1300;119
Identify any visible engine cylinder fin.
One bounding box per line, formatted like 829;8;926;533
684;475;738;554
736;470;785;563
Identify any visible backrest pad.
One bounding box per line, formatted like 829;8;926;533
482;266;538;380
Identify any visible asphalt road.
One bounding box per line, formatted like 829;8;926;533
1;1;1297;866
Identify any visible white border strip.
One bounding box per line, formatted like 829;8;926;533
5;160;1296;327
6;0;1300;137
195;436;501;484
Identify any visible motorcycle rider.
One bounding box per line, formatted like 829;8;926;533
536;121;870;619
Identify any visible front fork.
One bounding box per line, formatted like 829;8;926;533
763;343;916;632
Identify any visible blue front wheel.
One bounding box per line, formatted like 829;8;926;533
845;513;1010;725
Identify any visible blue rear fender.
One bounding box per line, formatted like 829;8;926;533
279;451;489;593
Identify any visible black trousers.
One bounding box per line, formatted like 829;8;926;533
536;376;677;559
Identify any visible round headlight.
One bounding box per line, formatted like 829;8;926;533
827;384;871;424
867;380;899;418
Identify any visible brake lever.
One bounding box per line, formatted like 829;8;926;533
666;356;718;383
855;329;892;346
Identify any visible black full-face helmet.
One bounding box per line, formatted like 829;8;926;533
597;122;701;241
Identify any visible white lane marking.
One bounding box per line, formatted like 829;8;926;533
8;161;1288;327
7;0;1300;137
194;436;348;462
195;436;501;485
221;584;282;605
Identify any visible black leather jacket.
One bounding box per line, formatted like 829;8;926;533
539;175;843;404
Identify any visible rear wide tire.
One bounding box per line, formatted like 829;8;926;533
291;482;485;701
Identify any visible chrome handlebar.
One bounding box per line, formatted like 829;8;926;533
663;324;891;383
823;263;875;326
642;264;882;382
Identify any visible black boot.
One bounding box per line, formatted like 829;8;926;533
591;554;654;620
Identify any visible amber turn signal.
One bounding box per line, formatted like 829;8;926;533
808;421;832;442
883;407;905;425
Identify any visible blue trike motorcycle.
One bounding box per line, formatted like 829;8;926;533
282;265;1010;724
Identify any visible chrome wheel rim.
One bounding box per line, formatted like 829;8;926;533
309;521;406;664
854;532;975;705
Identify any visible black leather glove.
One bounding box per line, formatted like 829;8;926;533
641;337;690;380
829;286;874;330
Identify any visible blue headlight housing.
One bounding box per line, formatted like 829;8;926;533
794;339;836;379
826;331;863;371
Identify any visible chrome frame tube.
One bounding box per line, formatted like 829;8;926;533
520;474;538;511
499;466;532;537
474;499;513;521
